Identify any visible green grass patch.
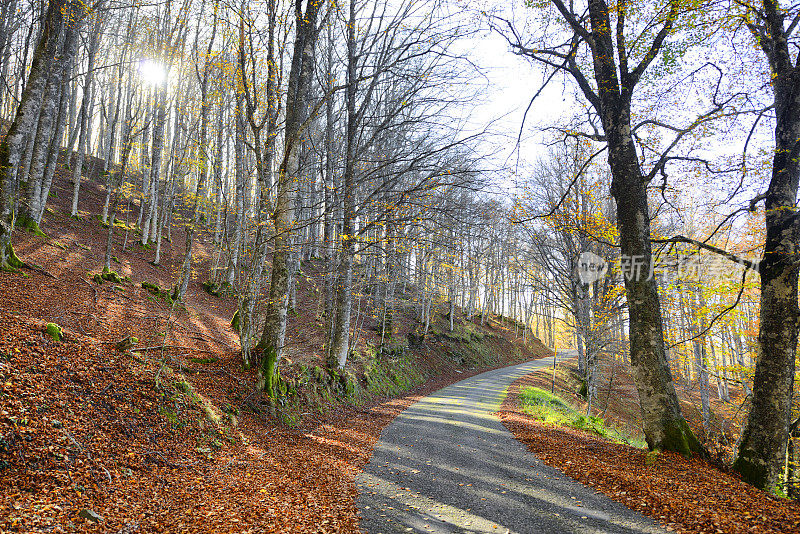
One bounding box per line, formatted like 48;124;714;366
519;387;646;448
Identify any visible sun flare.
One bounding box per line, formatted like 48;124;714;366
137;59;166;86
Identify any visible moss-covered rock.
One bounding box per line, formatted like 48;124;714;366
115;335;138;352
101;268;122;284
141;281;173;304
45;323;63;342
231;309;240;332
202;280;222;297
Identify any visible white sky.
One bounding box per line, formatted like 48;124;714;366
450;5;579;197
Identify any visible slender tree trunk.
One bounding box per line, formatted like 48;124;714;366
71;22;99;217
258;0;322;393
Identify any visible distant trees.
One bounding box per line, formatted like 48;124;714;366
516;142;623;413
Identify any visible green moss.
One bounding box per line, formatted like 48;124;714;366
17;214;45;237
341;370;360;399
260;346;279;398
141;281;173;304
362;345;424;397
650;417;705;459
645;450;663;466
92;273;104;285
733;448;769;490
101;268;123;284
45;323;63;342
231;309;240;333
1;243;26;272
202;280;221;297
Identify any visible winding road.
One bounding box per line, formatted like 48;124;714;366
356;354;668;534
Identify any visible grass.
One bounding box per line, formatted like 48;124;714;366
519;387;646;448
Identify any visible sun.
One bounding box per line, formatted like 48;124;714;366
137;59;167;86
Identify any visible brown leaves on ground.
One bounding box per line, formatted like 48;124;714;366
0;172;553;532
0;307;538;532
499;372;800;534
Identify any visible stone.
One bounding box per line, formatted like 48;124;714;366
78;509;103;523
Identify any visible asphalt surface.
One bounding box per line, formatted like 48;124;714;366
356;355;668;534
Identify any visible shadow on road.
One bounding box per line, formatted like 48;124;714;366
356;358;665;534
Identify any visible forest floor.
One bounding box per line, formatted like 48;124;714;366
0;169;550;532
500;359;800;533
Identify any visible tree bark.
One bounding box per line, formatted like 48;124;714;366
258;0;322;392
734;0;800;492
0;0;65;268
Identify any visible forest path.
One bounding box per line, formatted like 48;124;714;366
356;354;667;533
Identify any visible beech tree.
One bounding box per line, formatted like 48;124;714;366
732;0;800;492
256;0;324;395
0;0;69;269
495;0;706;455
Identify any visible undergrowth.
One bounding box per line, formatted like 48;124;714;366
519;387;646;448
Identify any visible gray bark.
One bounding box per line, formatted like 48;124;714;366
0;0;65;266
258;0;322;391
734;0;800;492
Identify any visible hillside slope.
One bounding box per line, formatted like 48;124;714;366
0;168;551;532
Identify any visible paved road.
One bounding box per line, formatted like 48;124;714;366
356;355;668;534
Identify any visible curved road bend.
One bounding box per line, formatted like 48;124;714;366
356;355;668;534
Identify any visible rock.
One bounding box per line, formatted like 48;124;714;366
45;323;63;342
115;335;138;352
51;420;63;429
645;450;661;466
78;509;103;523
101;269;122;284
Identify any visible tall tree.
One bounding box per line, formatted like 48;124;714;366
733;0;800;492
0;0;66;270
257;0;323;395
497;0;704;455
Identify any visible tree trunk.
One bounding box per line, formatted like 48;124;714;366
0;0;65;269
734;0;800;492
258;0;322;392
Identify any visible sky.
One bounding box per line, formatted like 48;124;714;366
450;3;579;198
